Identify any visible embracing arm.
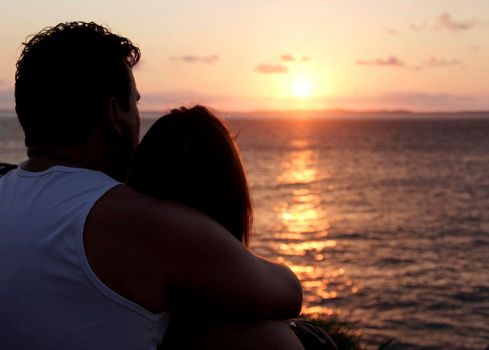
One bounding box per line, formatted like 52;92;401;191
160;212;303;319
84;185;302;319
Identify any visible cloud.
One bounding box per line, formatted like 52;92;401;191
410;13;487;33
385;28;399;35
356;56;405;67
256;54;311;75
357;56;461;70
280;54;295;62
425;57;461;68
280;54;311;62
412;57;462;71
136;90;270;112
374;92;477;108
322;92;489;111
136;89;231;112
255;64;289;74
141;90;224;105
436;13;481;32
170;55;220;64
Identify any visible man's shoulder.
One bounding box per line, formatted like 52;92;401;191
83;184;181;312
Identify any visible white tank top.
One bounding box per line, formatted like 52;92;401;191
0;166;170;349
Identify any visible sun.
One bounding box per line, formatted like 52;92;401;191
293;80;312;98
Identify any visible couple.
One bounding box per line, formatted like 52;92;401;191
0;22;333;349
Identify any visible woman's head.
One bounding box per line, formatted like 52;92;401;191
127;106;252;246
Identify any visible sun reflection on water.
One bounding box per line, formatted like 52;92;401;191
270;138;359;316
278;149;320;185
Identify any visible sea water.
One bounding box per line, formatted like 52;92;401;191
1;111;489;349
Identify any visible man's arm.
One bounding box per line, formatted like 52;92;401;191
84;185;302;319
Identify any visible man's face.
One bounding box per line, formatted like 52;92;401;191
121;68;141;151
108;67;141;181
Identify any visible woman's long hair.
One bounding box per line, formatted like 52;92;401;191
127;105;252;246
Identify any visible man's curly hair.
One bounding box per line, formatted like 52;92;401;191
15;22;141;147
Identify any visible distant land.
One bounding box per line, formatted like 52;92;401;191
1;109;488;120
222;109;489;120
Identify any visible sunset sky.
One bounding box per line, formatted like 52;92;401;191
0;0;488;112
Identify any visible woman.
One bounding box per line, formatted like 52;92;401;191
127;105;335;350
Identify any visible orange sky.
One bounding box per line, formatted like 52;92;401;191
0;0;488;112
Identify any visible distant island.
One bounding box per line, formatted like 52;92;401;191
221;109;489;120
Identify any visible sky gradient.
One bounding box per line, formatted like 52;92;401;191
0;0;488;112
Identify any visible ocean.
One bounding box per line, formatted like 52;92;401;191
1;111;489;349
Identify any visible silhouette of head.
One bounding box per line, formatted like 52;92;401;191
127;106;253;246
15;21;141;177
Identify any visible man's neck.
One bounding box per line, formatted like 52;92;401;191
21;156;85;172
23;145;97;172
23;141;129;182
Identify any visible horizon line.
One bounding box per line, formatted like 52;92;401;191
1;108;488;116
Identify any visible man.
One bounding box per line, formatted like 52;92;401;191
0;22;304;349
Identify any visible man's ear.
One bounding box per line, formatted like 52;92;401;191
106;97;122;136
